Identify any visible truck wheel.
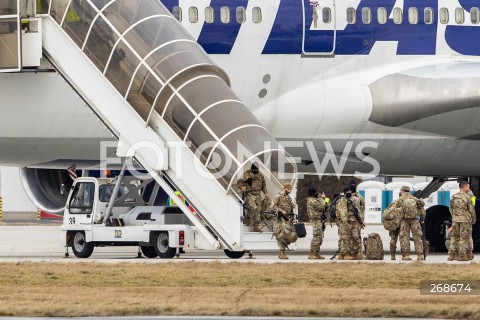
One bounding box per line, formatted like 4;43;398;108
154;232;176;258
141;246;158;258
71;231;94;258
224;250;246;259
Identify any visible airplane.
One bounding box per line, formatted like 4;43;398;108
0;0;479;251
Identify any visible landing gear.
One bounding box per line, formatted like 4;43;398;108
425;206;450;252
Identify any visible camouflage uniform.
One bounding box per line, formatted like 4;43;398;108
272;191;296;251
307;196;325;252
237;169;267;225
398;193;423;257
387;199;401;257
449;191;475;260
351;193;365;256
336;197;362;258
353;192;366;221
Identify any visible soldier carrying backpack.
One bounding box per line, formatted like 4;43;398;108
382;199;403;260
397;186;424;261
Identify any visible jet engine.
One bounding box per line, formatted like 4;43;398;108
19;168;75;215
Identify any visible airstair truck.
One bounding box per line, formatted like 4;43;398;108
61;165;296;259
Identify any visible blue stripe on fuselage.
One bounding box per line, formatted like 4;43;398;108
445;0;480;55
263;0;437;55
197;0;248;54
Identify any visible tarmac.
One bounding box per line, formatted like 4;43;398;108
0;213;474;263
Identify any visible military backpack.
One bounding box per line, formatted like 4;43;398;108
382;204;402;231
401;197;418;219
363;233;384;260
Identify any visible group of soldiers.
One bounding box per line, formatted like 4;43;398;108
237;163;476;261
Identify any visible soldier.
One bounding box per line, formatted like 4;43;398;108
306;188;326;259
398;186;424;261
350;182;366;259
384;198;401;260
448;182;475;261
237;162;269;232
272;183;297;259
336;187;363;260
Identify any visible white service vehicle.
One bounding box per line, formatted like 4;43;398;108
60;175;215;259
60;173;286;259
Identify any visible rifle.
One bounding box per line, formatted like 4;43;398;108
348;199;365;228
276;210;295;222
330;249;340;260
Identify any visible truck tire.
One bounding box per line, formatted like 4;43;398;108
141;246;158;258
224;250;246;259
71;231;94;258
154;232;176;258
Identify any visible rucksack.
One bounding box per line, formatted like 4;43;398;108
402;197;418;219
363;233;384;260
382;203;402;231
329;195;342;220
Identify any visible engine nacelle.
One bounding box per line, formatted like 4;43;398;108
19;168;72;215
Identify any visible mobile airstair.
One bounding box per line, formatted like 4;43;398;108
2;1;297;253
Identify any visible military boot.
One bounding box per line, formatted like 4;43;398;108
390;253;396;261
316;251;325;259
343;254;354;260
352;252;364;260
338;253;345;260
278;250;289;259
417;254;424;261
447;252;455;261
402;253;412;261
467;250;474;260
253;223;263;233
308;250;318;259
458;254;469;261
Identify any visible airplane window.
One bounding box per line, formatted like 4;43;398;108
362;7;371;24
455;7;464;24
346;7;356;24
322;7;331;23
221;6;230;24
205;7;214;24
172;6;182;22
393;7;402;24
408;7;418;24
236;6;246;24
471;7;480;24
424;7;434;24
188;7;198;23
252;7;262;23
440;8;449;24
377;7;387;24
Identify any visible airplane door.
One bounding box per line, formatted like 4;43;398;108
0;0;21;71
302;0;336;56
